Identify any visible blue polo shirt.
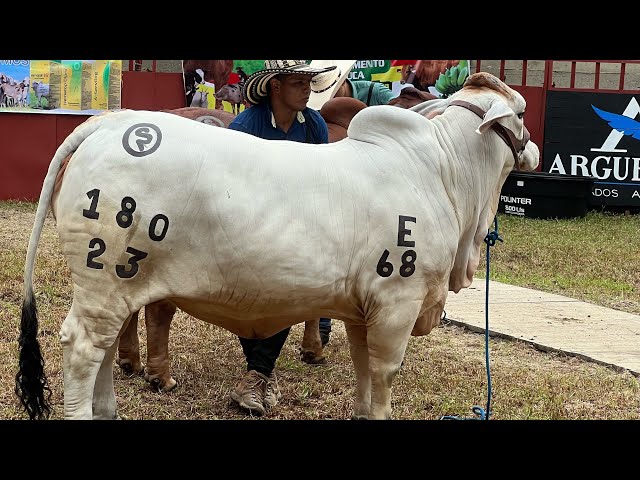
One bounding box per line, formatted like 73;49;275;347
228;102;329;144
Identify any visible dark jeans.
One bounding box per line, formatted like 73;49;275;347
238;327;291;377
239;318;332;377
319;317;331;335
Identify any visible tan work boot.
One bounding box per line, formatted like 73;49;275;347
230;369;268;415
264;371;282;409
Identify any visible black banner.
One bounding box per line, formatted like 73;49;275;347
543;91;640;208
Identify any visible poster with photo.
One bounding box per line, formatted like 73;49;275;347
182;60;263;114
0;60;122;114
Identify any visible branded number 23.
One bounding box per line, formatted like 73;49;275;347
82;188;169;279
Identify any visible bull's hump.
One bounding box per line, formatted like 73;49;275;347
347;105;429;145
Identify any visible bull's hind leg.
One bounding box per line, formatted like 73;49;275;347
345;323;371;419
300;319;326;365
117;310;144;375
143;300;177;392
60;303;127;420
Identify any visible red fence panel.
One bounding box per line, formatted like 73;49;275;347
546;60;640;94
1;114;57;201
0;114;90;201
121;72;185;111
56;114;90;148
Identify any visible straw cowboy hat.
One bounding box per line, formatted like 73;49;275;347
307;60;357;110
242;60;337;106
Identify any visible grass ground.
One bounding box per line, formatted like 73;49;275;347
1;202;638;420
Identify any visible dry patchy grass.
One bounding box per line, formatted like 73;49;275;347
1;201;639;420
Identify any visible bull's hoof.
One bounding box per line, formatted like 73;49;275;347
144;373;178;393
116;358;144;376
351;414;369;420
300;350;327;365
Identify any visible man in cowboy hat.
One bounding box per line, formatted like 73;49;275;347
227;60;336;416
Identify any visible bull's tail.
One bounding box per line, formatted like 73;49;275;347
15;114;107;420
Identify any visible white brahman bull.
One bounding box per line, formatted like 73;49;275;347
16;72;539;420
117;98;451;392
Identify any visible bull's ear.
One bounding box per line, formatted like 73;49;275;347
476;101;513;134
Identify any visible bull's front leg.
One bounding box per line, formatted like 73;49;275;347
300;319;326;364
143;300;178;392
116;310;144;376
93;342;120;420
364;304;420;420
345;323;371;419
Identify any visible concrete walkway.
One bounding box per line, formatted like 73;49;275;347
443;279;640;376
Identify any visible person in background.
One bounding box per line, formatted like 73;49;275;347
226;60;336;416
307;60;398;109
333;76;398;106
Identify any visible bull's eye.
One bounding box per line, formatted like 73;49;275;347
517;112;524;119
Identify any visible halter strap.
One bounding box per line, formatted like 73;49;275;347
447;99;530;170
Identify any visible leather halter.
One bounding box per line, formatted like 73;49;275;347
447;99;530;171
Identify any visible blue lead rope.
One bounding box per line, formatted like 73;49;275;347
440;216;502;420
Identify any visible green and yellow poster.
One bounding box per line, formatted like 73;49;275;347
0;60;122;114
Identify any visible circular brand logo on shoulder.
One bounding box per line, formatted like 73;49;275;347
122;123;162;157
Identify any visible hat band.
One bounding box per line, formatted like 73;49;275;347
312;69;342;94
